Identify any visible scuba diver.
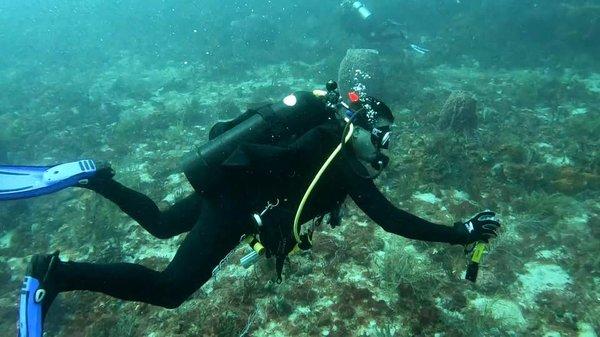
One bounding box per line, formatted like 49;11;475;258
340;0;430;54
5;81;500;337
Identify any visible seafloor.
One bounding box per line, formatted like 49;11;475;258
0;52;598;337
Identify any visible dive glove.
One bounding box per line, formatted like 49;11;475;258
453;210;500;245
76;161;115;189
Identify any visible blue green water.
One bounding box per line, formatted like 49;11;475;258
0;1;598;336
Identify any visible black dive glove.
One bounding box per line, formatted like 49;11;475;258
453;211;500;245
77;161;115;189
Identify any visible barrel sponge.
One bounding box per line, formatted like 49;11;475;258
337;48;383;99
439;90;478;134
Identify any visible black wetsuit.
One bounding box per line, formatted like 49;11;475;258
52;97;466;309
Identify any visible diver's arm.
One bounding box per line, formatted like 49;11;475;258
348;178;466;245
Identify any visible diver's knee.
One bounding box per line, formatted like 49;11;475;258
152;229;175;240
155;273;202;308
145;222;179;239
160;295;187;309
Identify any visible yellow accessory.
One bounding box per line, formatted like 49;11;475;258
471;242;486;263
252;240;265;255
242;235;266;255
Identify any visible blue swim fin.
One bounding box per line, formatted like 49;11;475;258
18;276;43;337
410;43;430;54
0;160;97;201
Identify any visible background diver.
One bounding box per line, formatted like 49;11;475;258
339;0;430;54
5;81;500;337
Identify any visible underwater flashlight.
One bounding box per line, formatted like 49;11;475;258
466;242;486;282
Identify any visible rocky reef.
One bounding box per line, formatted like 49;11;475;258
1;51;597;336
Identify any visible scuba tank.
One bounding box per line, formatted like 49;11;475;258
183;90;335;195
352;1;372;20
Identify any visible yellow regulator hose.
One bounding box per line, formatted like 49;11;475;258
293;122;355;244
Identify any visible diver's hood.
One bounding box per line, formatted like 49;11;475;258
342;143;389;179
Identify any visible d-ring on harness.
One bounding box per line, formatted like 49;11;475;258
237;199;281;270
252;198;280;228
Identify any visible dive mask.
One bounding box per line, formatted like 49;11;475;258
344;93;394;175
371;124;391;150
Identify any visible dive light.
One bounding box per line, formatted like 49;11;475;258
465;242;486;282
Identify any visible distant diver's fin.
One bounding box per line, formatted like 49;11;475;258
410;43;430;54
18;276;43;337
0;160;97;201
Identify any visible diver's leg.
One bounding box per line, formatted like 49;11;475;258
87;178;202;238
51;198;244;308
